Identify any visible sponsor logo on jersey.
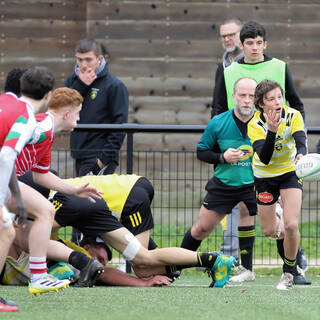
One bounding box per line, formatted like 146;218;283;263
257;192;273;203
237;145;253;161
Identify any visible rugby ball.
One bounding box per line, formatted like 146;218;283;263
295;153;320;182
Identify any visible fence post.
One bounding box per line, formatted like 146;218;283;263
126;131;134;273
126;131;133;174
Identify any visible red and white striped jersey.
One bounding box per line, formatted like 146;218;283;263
0;93;37;153
15;113;55;176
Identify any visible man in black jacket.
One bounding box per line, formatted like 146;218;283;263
66;39;129;243
65;38;129;176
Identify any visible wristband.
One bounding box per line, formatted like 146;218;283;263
219;153;226;164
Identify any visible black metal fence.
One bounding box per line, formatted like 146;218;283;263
52;124;320;267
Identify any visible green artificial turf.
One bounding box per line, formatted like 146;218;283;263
2;271;320;320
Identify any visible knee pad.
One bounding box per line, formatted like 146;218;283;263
2;206;15;229
122;233;141;261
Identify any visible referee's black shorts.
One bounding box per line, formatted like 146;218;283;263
202;177;257;216
121;177;154;235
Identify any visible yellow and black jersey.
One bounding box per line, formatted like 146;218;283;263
1;252;30;285
51;231;91;258
65;174;141;219
248;105;305;178
1;238;91;286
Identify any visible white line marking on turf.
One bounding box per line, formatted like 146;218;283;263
173;284;320;289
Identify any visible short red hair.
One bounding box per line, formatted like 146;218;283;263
47;87;83;110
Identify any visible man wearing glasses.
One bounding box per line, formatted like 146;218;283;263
211;18;243;117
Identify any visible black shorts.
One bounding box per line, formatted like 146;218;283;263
120;177;154;235
254;171;303;206
52;193;123;237
203;177;257;216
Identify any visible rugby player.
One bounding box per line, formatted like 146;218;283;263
248;80;309;290
0;67;69;305
19;171;236;288
1;234;171;288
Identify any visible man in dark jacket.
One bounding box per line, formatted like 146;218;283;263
65;38;129;176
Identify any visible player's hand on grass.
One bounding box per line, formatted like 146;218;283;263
75;183;103;202
223;148;244;164
144;275;172;287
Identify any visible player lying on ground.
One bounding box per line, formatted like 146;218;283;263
2;229;171;288
1;220;105;290
19;171;236;288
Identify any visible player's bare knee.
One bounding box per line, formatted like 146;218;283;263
43;202;55;223
191;225;210;239
284;222;298;235
261;225;276;237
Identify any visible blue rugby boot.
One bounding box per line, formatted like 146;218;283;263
209;253;236;288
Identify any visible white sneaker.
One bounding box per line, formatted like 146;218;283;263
28;274;70;296
229;266;255;282
276;273;293;291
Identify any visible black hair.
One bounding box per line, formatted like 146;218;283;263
75;39;102;57
20;66;55;100
80;237;112;261
4;67;28;95
240;21;266;43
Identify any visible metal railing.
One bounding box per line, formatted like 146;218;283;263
52;124;320;267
